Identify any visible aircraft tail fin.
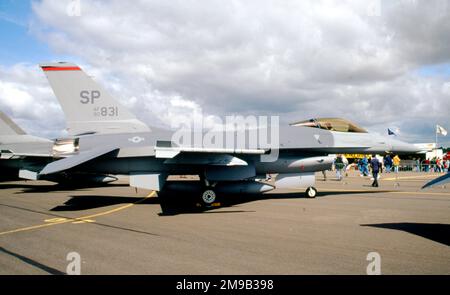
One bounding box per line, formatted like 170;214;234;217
0;111;51;154
0;111;26;136
39;62;149;136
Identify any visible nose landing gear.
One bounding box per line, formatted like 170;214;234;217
305;186;317;198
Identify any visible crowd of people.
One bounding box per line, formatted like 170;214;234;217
332;154;401;180
420;157;449;173
329;154;449;188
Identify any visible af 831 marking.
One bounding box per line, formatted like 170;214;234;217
93;106;119;117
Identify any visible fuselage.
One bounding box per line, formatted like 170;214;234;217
53;123;420;177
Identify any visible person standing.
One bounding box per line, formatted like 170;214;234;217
335;155;344;181
424;158;430;172
415;158;420;172
430;157;436;172
370;155;380;187
361;156;369;176
393;155;401;173
436;158;442;173
384;154;392;173
322;170;327;181
342;154;349;177
358;158;364;176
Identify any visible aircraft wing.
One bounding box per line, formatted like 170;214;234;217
39;146;119;175
422;173;450;189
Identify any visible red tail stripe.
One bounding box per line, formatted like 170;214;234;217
42;66;81;71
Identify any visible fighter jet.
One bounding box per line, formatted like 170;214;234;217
0;111;53;180
0;111;118;185
30;62;420;205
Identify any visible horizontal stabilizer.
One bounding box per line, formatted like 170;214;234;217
39;147;118;175
2;152;52;159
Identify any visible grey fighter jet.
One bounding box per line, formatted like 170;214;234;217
0;111;53;180
30;62;420;205
0;111;118;185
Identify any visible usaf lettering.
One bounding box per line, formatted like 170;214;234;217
80;90;101;104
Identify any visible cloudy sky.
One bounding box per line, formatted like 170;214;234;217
0;0;449;146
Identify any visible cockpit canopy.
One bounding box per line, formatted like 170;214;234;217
290;118;368;133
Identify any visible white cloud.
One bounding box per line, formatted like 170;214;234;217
0;0;449;145
0;63;65;138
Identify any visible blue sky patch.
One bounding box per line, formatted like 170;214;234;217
416;63;450;78
0;0;52;65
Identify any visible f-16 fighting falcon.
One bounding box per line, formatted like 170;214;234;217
0;111;118;185
0;111;52;181
25;62;421;206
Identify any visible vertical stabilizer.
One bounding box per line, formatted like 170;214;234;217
40;62;149;135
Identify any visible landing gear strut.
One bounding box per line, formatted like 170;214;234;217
305;186;317;198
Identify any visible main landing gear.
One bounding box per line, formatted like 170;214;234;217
201;189;217;205
198;179;220;207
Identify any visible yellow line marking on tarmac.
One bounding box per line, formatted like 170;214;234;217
72;219;95;224
0;191;156;237
44;218;68;223
318;188;450;196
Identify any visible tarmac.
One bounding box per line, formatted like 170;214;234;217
0;170;449;274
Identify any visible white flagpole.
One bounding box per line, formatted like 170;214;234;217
436;124;438;150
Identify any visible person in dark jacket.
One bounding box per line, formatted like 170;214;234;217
370;155;380;187
384;154;392;173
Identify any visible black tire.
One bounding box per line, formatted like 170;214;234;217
201;189;217;205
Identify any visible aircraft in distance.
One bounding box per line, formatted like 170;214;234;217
422;173;450;189
0;111;118;185
0;111;52;181
27;62;420;205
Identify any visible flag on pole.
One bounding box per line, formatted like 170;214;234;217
387;128;396;136
436;125;448;136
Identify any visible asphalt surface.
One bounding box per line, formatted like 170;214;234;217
0;171;449;274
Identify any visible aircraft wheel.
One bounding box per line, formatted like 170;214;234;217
305;186;317;198
201;189;217;206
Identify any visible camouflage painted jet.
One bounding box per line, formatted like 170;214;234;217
28;62;420;205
